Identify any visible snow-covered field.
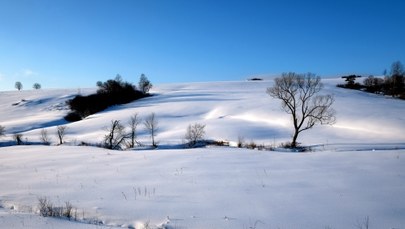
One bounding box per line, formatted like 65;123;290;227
1;78;405;228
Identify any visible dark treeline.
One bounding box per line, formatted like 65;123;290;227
65;75;152;122
337;61;405;99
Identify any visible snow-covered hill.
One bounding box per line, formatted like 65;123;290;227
0;78;404;228
1;79;404;146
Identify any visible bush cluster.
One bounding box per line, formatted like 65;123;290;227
337;61;405;99
38;197;75;219
65;75;150;121
184;123;206;147
337;75;363;90
338;74;405;99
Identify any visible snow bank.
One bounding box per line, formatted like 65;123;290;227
0;146;404;228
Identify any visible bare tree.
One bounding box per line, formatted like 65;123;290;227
13;133;24;145
355;216;370;229
0;125;5;137
138;74;152;94
33;83;42;90
185;123;206;147
104;120;127;150
363;75;384;93
390;60;404;76
127;113;141;148
15;81;23;91
56;125;67;145
385;60;405;97
40;129;51;145
144;112;158;147
267;72;336;148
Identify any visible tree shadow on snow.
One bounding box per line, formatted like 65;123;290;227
6;118;68;135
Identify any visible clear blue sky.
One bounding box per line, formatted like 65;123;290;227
1;0;404;90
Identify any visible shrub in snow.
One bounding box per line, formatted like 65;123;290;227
185;123;206;147
208;140;229;146
38;196;52;217
246;140;257;149
38;197;75;219
278;141;310;152
237;135;245;148
78;141;102;147
279;141;294;149
63;201;74;219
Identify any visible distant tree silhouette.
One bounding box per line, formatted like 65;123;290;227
33;83;41;90
338;75;362;89
381;61;405;97
390;61;404;76
96;74;144;105
15;81;23;91
337;61;405;99
138;74;152;94
363;76;384;93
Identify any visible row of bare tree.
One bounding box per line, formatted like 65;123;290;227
104;113;206;150
2;73;333;150
103;72;335;151
103;113;157;150
0;125;67;146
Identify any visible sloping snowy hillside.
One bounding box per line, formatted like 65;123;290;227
1;79;404;146
0;78;404;229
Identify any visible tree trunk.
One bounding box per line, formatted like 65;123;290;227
151;129;156;147
291;129;299;148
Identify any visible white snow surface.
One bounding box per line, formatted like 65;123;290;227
0;79;405;229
